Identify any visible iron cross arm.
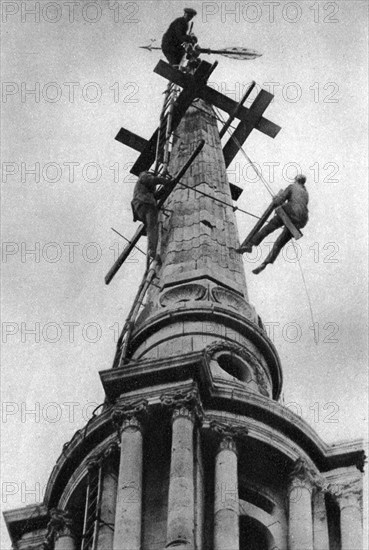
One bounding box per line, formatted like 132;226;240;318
153;60;281;146
115;60;217;177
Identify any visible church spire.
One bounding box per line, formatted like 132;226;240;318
117;92;282;401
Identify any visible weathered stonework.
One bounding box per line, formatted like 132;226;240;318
204;340;272;397
161;386;204;550
44;509;76;550
161;385;204;424
5;72;365;550
112;399;148;550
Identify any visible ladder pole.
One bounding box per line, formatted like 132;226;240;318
157;139;205;208
105;224;145;285
92;466;103;550
118;264;151;343
219;81;255;138
239;201;275;250
105;139;205;285
119;265;157;364
155;82;172;173
162;88;176;173
82;477;91;550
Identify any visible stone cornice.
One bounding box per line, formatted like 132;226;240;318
43;377;365;515
161;384;204;423
125;305;283;398
3;505;49;547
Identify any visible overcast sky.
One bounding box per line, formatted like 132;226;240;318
1;0;368;547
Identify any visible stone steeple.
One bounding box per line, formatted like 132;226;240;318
127;97;282;401
4;65;365;550
158;99;248;294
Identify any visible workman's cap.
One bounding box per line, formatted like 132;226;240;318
184;8;197;15
295;174;307;184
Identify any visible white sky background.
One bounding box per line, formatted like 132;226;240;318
1;0;368;547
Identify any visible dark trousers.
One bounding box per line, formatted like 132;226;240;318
133;203;159;258
161;45;184;66
252;214;293;265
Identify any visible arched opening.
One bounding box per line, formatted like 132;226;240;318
239;515;274;550
64;477;87;549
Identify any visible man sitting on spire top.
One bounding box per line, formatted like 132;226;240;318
161;8;198;67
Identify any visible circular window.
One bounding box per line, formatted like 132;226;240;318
216;353;251;383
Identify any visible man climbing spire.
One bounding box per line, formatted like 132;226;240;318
161;8;198;67
131;171;171;265
237;175;309;274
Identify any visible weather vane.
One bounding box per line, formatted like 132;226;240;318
140;39;262;61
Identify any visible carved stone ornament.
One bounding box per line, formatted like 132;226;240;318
86;456;100;473
111;399;148;433
159;283;208;307
288;458;328;492
44;508;76;547
210;420;249;454
102;440;120;460
203;341;270;397
211;287;255;320
327;476;363;509
160;384;204;423
86;440;120;472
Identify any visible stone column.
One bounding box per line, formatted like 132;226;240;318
112;399;148;550
210;422;248;550
313;489;329;550
332;477;363;550
288;458;315;550
96;442;119;550
45;509;76;550
161;386;203;550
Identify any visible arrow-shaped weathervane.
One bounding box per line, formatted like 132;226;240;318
140;42;262;61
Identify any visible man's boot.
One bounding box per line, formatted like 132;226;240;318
236;243;253;254
252;262;268;275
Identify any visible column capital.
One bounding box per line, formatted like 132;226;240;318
86;456;100;473
328;476;363;511
289;457;327;492
111;398;148;434
86;440;120;472
161;385;203;423
102;440;120;460
44;509;76;547
210;420;249;455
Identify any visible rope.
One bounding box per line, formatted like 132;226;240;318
176;180;260;219
190;101;238;132
292;241;318;345
214;106;275;197
111;227;146;256
213;102;317;338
